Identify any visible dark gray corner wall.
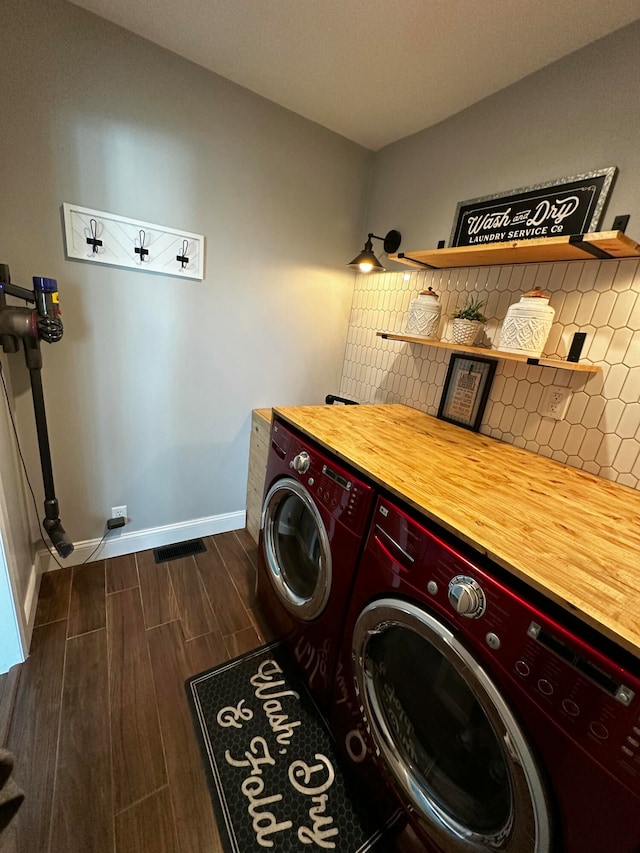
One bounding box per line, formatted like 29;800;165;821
368;19;640;252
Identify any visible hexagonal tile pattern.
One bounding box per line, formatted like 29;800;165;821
613;439;639;474
606;328;634;364
524;384;544;413
565;424;587;456
578;429;604;462
617;473;638;488
582;461;600;475
620;367;640;404
535;420;555;447
616;405;640;439
499;405;517;434
340;257;640;490
548;420;571;451
581;395;607;430
625;330;640;368
565;392;590;425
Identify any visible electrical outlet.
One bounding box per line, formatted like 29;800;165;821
111;505;127;520
539;385;572;420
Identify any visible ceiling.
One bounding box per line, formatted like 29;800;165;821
68;0;640;150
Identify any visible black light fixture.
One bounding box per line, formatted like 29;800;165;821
347;229;402;273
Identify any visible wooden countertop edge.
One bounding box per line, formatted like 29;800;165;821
273;404;640;659
253;408;272;423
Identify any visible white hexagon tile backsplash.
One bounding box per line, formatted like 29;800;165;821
339;258;640;490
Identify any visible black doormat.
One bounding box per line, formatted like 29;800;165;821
186;641;401;852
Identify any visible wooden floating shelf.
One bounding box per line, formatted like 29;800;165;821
377;332;601;373
389;230;640;270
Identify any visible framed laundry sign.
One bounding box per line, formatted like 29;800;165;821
449;167;617;247
437;354;497;431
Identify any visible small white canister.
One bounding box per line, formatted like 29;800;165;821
498;286;555;358
405;287;441;339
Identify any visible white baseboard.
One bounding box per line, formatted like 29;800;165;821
22;560;39;649
37;510;246;572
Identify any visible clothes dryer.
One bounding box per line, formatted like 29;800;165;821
256;417;375;712
330;495;640;852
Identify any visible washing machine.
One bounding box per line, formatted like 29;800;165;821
256;417;376;712
330;495;640;852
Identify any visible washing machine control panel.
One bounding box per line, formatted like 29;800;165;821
274;422;374;536
368;495;640;797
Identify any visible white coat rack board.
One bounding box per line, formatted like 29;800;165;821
62;203;205;281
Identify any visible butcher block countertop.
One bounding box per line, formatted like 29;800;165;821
273;403;640;659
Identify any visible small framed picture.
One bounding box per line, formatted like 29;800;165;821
437;354;497;432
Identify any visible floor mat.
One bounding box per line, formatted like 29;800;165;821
185;641;400;852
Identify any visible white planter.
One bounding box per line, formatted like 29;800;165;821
405;288;441;339
498;287;555;357
450;319;485;346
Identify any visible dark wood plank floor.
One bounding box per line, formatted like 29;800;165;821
0;528;423;853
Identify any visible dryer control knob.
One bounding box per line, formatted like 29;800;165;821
291;451;310;474
448;575;486;618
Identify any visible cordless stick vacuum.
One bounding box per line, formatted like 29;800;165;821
0;263;74;559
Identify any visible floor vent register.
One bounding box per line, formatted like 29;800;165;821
153;538;207;564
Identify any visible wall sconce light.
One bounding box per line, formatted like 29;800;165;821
347;229;401;273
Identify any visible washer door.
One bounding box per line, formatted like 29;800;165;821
353;599;552;852
262;478;332;621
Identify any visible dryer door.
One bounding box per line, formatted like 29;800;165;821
353;598;552;853
262;478;331;621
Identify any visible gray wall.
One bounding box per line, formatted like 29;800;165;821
0;0;371;555
367;20;640;252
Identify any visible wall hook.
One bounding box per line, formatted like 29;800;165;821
176;239;190;269
86;218;103;254
135;230;149;262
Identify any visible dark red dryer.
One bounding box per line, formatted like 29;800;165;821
330;495;640;853
256;417;375;712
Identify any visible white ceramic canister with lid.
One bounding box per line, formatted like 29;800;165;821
405;287;441;339
498;286;555;357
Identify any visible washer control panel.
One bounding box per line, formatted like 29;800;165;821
273;421;374;535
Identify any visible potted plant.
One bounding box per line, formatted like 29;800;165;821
450;296;487;345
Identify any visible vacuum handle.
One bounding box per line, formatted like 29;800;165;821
33;277;63;343
0;264;35;303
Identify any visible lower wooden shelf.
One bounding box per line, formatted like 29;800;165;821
377;332;601;373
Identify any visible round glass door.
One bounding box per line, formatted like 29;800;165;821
353;599;552;852
262;478;331;620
